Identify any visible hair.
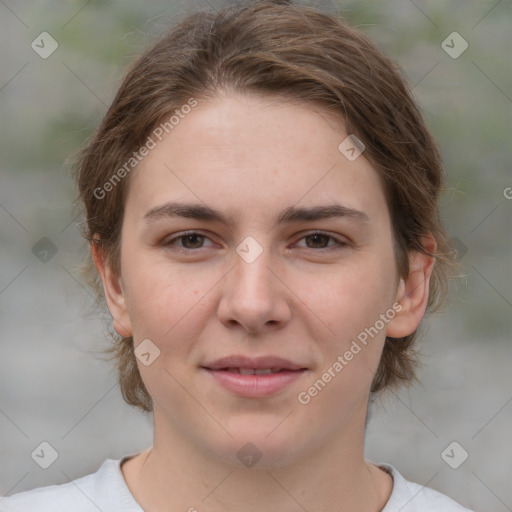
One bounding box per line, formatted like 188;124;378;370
74;0;457;412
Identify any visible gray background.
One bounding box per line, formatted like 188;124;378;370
0;1;511;511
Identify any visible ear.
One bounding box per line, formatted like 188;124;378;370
90;237;133;337
386;234;437;338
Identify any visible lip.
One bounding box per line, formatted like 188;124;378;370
200;355;308;398
202;355;305;371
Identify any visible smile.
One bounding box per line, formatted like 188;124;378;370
222;367;289;375
201;367;307;397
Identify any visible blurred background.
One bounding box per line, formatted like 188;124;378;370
0;1;510;510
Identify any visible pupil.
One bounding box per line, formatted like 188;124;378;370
184;234;203;248
307;234;328;248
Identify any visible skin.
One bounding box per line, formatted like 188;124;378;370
93;91;436;512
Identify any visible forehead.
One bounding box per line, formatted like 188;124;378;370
126;92;389;226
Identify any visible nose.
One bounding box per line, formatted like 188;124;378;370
216;244;291;334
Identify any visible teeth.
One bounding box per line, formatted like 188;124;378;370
254;368;273;375
238;368;275;375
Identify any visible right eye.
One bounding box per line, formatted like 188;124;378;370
163;231;217;251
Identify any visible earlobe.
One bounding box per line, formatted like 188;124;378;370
386;235;437;339
90;238;133;338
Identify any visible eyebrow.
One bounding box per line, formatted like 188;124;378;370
143;202;370;226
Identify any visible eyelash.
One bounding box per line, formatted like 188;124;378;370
163;230;348;252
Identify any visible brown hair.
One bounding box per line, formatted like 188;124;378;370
75;0;456;412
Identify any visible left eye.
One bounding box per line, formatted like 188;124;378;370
294;232;346;249
164;231;345;251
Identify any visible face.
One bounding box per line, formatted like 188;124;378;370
97;92;426;468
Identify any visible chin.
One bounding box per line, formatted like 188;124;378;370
208;418;312;470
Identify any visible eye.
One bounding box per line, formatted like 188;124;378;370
163;231;216;250
294;231;348;250
163;230;348;252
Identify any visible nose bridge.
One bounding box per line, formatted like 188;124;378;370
232;237;276;303
217;236;289;332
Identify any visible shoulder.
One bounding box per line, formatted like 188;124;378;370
0;459;142;512
380;463;474;512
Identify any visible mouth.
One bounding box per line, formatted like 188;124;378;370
208;367;299;375
202;355;306;372
200;355;308;397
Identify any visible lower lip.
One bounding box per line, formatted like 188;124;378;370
202;368;307;397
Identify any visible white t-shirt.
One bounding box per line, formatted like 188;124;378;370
0;457;473;511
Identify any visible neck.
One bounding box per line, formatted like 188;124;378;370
122;408;392;512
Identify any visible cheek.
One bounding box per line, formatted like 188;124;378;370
291;262;397;441
120;245;222;365
119;239;186;338
307;256;396;336
121;256;211;403
301;254;397;389
125;269;202;340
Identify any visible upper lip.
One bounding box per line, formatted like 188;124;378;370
202;355;306;371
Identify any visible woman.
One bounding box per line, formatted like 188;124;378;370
1;1;472;510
